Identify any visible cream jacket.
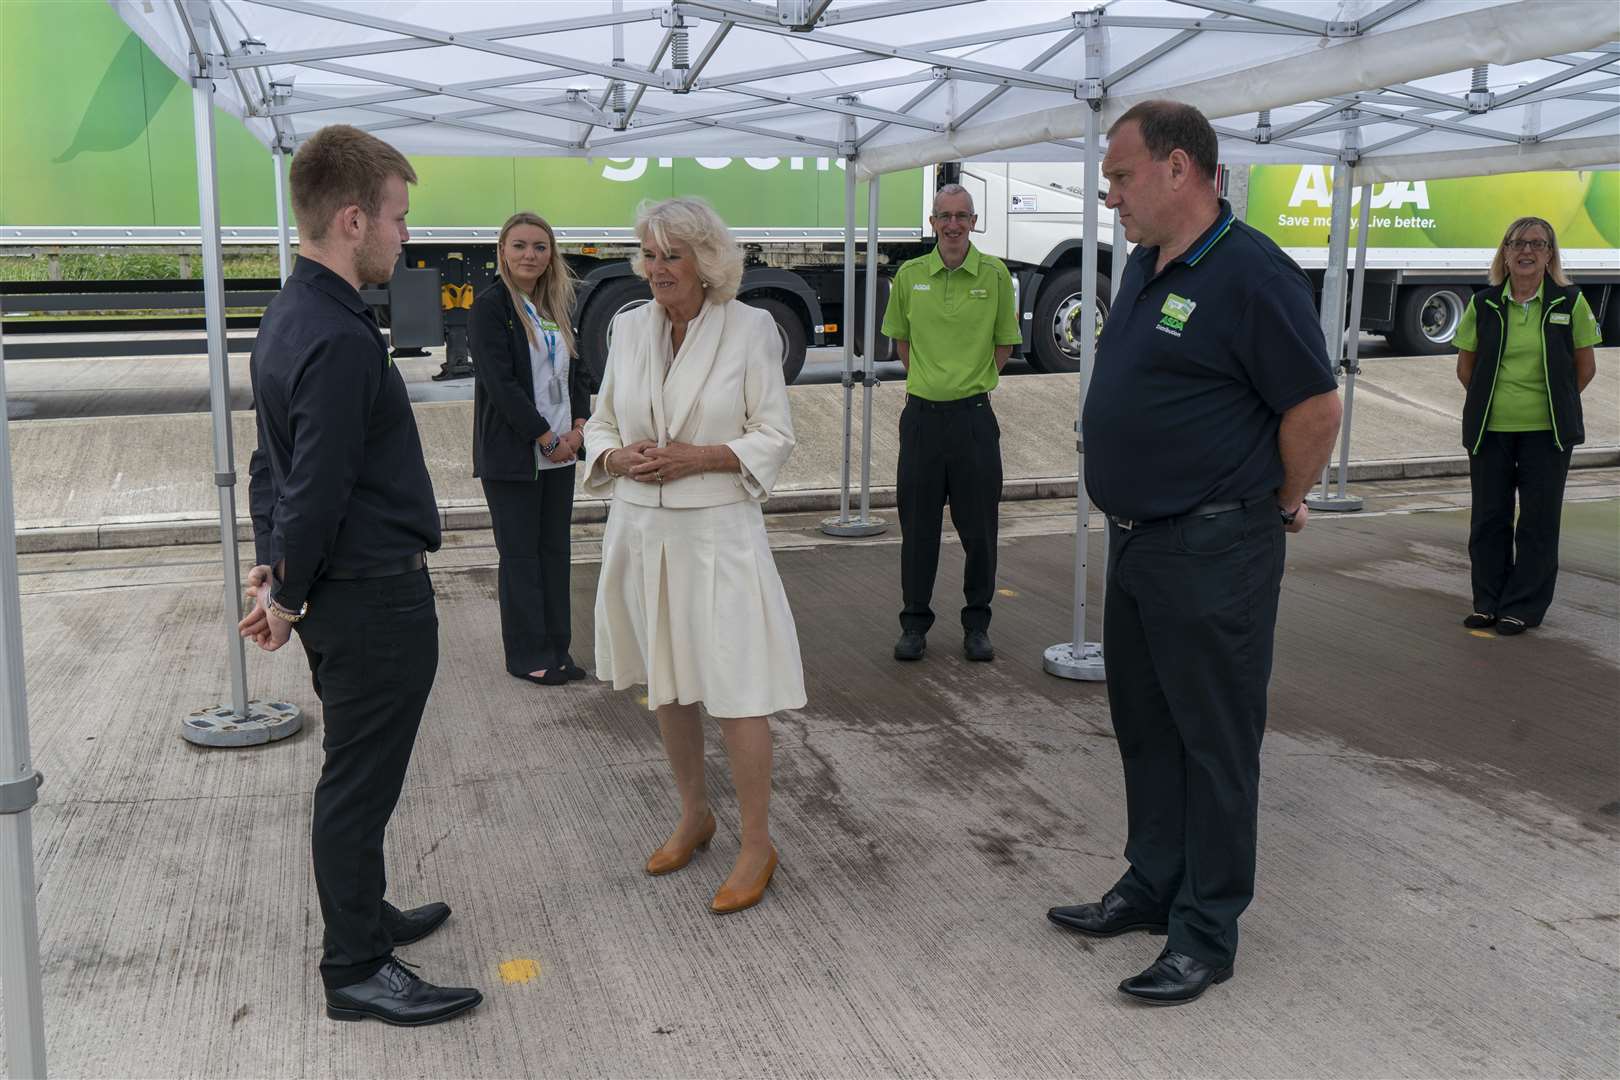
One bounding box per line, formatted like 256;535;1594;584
583;299;795;507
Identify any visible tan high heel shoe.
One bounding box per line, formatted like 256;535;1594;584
645;814;717;876
710;847;778;914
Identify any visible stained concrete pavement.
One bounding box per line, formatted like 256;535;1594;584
3;473;1616;1078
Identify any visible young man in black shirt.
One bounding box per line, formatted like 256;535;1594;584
239;124;482;1027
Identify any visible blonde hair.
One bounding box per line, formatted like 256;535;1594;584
497;211;577;353
1488;216;1569;288
630;197;744;303
289;124;417;243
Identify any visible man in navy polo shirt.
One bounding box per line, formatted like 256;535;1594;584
1046;101;1342;1005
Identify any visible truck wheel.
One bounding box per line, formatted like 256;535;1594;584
1030;267;1111;373
579;276;651;388
1390;284;1469;355
1601;288;1620;347
744;296;808;385
852;273;893;362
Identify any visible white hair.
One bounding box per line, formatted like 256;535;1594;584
631;197;745;303
932;182;975;215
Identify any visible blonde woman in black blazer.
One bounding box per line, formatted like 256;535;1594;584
469;211;593;685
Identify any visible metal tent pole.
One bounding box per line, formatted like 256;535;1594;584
822;109;859;535
272;147;292;284
1310;177;1370;512
822;105;881;538
180;59;301;747
1308;123;1365;512
855;174;887;534
1308;126;1355;506
1045;24;1106;682
0;332;47;1080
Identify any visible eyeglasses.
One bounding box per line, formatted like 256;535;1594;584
932;211;975;223
1506;238;1550;252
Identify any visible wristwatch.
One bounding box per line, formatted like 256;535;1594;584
268;595;308;623
540;432;561;455
1279;503;1301;525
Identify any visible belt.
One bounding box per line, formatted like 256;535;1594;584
906;392;990;411
1107;500;1247;531
323;552;427;580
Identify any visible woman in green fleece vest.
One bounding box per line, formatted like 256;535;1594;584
1455;216;1600;636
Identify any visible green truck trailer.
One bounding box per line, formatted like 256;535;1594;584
4;1;1617;374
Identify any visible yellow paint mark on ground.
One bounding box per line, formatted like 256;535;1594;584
1469;630;1495;639
997;588;1018;597
498;958;540;985
636;694;649;706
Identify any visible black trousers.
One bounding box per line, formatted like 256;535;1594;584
896;394;1002;634
482;467;576;674
1468;431;1573;626
296;567;438;990
1102;502;1285;969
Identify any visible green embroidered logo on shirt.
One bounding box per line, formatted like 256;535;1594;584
1161;294;1197;322
969;287;989;299
1156;293;1197;336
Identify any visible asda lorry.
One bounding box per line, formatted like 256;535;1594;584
0;0;1115;382
1245;164;1620;354
3;0;1613;375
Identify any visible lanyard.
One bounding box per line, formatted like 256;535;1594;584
520;296;559;365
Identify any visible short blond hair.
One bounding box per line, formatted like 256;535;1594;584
290;124;417;243
630;197;744;303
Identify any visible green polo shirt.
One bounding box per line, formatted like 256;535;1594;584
882;244;1022;401
1455;282;1601;432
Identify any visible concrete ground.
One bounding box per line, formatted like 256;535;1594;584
0;335;1427;421
7;349;1617;546
3;471;1616;1078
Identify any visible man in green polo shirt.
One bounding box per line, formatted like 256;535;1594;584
881;183;1022;663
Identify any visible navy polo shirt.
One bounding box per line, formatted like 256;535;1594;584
1083;200;1336;522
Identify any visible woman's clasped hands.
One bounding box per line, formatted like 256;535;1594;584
611;439;709;484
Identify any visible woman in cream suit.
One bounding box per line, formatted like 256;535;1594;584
583;197;804;915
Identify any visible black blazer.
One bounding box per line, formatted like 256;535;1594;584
468;282;593;481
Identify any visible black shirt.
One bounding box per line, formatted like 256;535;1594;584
1083;199;1336;522
248;256;440;610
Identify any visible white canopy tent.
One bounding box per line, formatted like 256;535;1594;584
5;1;1618;1073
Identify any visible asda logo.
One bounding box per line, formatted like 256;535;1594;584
1287;166;1431;210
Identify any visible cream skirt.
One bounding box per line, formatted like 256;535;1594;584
594;498;807;718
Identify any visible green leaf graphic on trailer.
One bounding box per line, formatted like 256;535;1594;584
54;33;177;164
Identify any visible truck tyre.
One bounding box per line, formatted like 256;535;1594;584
1030;267;1111;373
1390;284;1469;356
579;276;651;388
1601;288;1620;347
852;273;893;363
745;296;808;385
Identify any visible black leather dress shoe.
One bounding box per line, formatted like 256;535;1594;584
325;958;483;1026
963;629;994;662
1118;949;1232;1006
894;631;926;661
558;661;589;682
383;900;452;946
1047;890;1168;938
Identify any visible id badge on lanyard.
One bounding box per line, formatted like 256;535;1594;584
541;325;564;404
524;297;567;405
